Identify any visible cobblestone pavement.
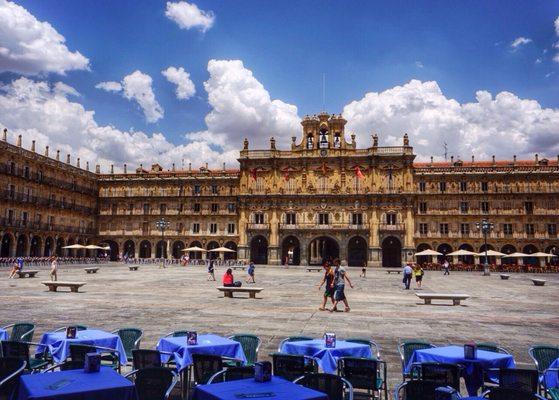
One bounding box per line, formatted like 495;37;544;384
1;263;557;394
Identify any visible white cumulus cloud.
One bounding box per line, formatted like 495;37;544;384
0;0;89;75
510;37;532;50
165;1;215;32
96;71;164;123
162;66;196;100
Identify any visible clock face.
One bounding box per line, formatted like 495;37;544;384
320;149;327;157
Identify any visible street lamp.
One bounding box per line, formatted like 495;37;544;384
155;217;170;269
475;218;494;276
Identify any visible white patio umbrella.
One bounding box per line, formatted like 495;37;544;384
84;245;104;250
447;249;478;256
208;246;236;253
501;252;529;258
475;250;506;257
182;246;207;252
101;246;111;250
530;252;556;258
62;244;86;249
414;249;443;256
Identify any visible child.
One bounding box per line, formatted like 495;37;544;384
50;256;58;281
246;262;255;283
360;261;367;278
207;259;215;281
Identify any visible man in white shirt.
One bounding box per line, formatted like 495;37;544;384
403;263;413;289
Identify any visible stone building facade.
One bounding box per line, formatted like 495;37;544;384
1;112;558;266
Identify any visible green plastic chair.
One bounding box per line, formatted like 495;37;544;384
0;340;50;372
397;339;436;380
112;328;143;362
549;387;559;400
277;336;313;352
2;322;35;342
346;337;381;359
228;334;261;366
529;345;559;375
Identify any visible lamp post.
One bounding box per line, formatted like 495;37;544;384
475;218;494;276
155;217;170;269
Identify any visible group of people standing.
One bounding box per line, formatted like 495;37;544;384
318;259;353;312
8;256;58;281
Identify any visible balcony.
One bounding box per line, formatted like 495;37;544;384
279;223;367;230
0;218;95;234
247;223;270;230
379;223;406;231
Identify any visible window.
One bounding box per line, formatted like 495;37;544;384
352;213;363;225
460;223;470;235
419;223;428;234
8;184;15;199
285;213;297;225
22;211;28;226
318;213;329;225
37;171;43;182
525;224;535;235
111;204;117;215
211;185;218;194
128;203;134;214
9;161;15;174
439;181;446;192
143;203;150;214
460;181;467;192
194;185;201;195
480;201;489;214
193;203;201;212
419;202;427;214
7;209;14;223
524;201;533;214
547;224;557;235
47;215;54;226
386;213;396;225
178;203;184;213
160;204;166;214
35;213;42;223
192;223;200;233
418;181;426;192
460;202;469;214
227;223;235;234
23;166;30;178
227;203;236;213
211;203;219;213
439;223;449;235
503;223;513;235
254;213;264;224
210;223;218;234
481;181;488;192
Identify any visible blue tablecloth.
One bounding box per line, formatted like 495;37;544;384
280;339;373;374
17;366;136;400
0;328;7;341
545;358;559;389
193;376;328;400
406;345;516;396
157;334;247;372
36;329;128;365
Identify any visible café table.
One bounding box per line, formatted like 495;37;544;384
193;376;328;400
157;334;247;372
17;366;136;400
544;358;559;390
280;339;373;374
405;345;516;396
35;329;128;366
0;327;7;341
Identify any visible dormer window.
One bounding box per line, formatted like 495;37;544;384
333;133;341;148
306;134;314;149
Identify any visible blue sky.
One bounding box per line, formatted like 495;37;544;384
1;0;558;168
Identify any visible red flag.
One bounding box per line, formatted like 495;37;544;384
283;171;290;181
355;166;364;179
250;168;257;180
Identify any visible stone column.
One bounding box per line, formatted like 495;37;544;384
166;239;171;259
237;208;249;262
268;209;280;265
368;209;381;267
134;243;140;259
300;238;308;266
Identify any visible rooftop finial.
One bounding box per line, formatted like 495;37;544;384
2;128;6;141
123;163;127;174
95;164;100;173
403;133;409;146
77;157;80;168
17;134;22;147
86;161;89;171
66;154;71;164
31;140;35;152
45;146;49;157
372;133;378;147
471;155;474;164
243;138;249;150
270;137;276;150
222;162;226;171
535;153;539;164
56;150;60;161
110;164;114;174
172;163;175;171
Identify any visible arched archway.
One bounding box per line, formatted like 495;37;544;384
308;236;339;265
458;243;475;264
479;244;495;265
44;237;54;257
437;243;453;263
15;234;27;257
104;240;119;261
30;236;42;257
501;244;517;264
1;233;13;257
281;236;300;265
123;240;135;259
522;244;538;266
139;240;152;258
172;241;185;259
416;243;431;265
155;240;167;259
56;237;65;257
188;241;203;260
348;236;367;266
250;235;268;264
207;241;219;260
223;241;237;260
382;236;402;268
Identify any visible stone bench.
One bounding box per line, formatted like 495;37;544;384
500;274;510;280
386;269;402;274
84;267;99;274
306;267;322;272
129;266;139;271
217;286;263;299
416;293;470;306
16;270;39;278
42;281;86;293
231;266;246;271
532;279;546;286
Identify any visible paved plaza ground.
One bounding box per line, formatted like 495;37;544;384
1;263;558;392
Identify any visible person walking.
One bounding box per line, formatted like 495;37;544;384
443;259;450;275
360;260;367;278
246;261;255;283
331;260;354;312
50;256;58;281
414;264;424;289
207;259;215;281
8;257;23;279
317;261;335;311
403;262;413;290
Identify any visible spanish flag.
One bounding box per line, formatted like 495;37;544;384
283;171;290;181
250;168;257;180
355;166;364;179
